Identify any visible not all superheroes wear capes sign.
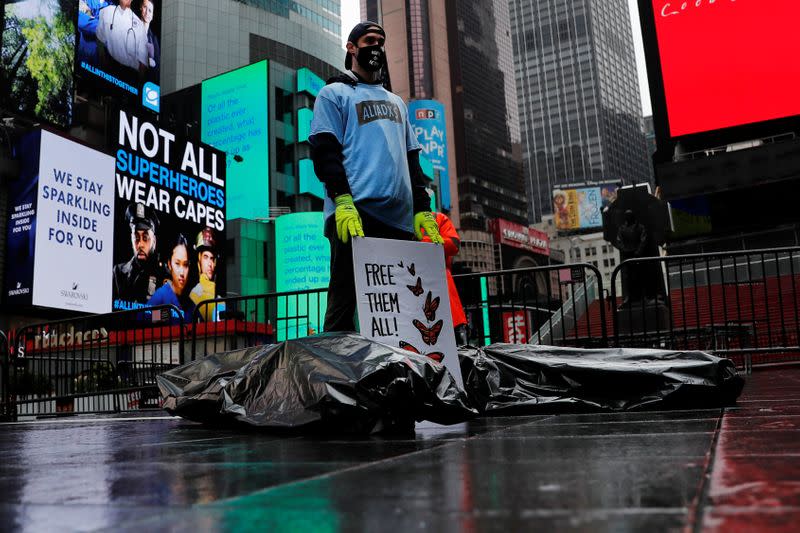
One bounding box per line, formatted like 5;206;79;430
353;237;462;387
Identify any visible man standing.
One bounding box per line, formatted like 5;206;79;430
113;202;164;306
615;209;648;306
309;21;443;332
189;227;219;321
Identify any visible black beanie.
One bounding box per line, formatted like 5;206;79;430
344;21;386;69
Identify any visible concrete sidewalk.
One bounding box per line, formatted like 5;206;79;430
0;367;797;532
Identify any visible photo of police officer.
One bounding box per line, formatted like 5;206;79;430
112;202;165;305
189;228;220;321
146;234;195;323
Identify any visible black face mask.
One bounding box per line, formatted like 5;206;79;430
355;45;385;72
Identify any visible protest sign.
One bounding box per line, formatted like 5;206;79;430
353;237;462;387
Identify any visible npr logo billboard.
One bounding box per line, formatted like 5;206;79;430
415;108;438;120
408;100;450;209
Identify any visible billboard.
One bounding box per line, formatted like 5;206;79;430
75;0;162;112
5;130;116;313
201;60;269;220
648;0;800;137
1;0;77;127
489;218;550;256
296;67;324;98
111;108;226;321
502;310;531;343
408;100;450;209
274;212;329;339
5;116;227;319
552;185;617;231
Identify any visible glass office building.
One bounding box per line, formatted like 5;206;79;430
510;0;652;222
161;0;343;94
448;0;528;228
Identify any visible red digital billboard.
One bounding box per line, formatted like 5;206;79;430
652;0;800;137
489;218;550;256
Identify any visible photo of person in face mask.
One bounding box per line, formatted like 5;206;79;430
146;234;195;323
308;21;444;333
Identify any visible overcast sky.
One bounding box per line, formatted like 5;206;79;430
339;0;652;116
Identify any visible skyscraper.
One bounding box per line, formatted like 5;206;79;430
448;0;528;228
510;0;652;222
161;0;343;94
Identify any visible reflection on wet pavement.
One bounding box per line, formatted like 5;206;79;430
1;369;797;531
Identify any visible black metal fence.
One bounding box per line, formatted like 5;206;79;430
3;305;185;419
0;330;10;421
611;246;800;371
3;247;799;421
453;263;607;348
191;288;327;360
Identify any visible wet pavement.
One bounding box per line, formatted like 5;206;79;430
1;367;799;532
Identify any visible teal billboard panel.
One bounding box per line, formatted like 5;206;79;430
201;60;269;220
297;107;313;143
408;100;450;209
297;67;325;97
275;212;330;340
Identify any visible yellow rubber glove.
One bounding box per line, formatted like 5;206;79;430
334;194;364;243
414;211;444;244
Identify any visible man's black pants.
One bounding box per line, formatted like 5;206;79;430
323;212;414;332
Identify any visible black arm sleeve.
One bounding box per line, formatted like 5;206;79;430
309;132;352;200
407;149;432;213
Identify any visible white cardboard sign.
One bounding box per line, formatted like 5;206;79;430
353;237;463;387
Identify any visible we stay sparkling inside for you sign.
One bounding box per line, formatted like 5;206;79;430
353;237;462;387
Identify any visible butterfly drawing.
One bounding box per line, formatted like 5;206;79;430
423;291;440;321
407;277;423;296
413;319;444;346
407;263;416;276
399;340;419;353
399;341;444;363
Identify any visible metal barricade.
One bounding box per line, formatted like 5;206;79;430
0;330;10;421
453;263;608;348
610;246;800;370
7;305;185;419
192;288;328;360
3;245;798;421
